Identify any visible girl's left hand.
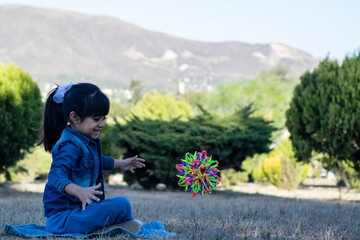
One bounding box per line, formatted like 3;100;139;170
122;155;146;173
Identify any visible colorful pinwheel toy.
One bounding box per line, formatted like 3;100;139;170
176;150;221;197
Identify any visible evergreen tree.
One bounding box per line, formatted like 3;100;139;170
128;78;143;106
286;53;360;186
0;64;43;174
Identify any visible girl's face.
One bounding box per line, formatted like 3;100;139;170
73;115;107;140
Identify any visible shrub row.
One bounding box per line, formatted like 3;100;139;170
102;106;276;189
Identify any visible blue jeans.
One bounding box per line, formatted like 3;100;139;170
46;197;134;234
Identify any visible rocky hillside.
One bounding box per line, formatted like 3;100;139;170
0;5;318;92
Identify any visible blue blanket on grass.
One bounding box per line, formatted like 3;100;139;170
4;221;176;238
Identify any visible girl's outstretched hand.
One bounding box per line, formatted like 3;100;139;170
65;183;103;211
79;183;103;211
121;155;146;173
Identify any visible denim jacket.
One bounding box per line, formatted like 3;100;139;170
43;126;114;217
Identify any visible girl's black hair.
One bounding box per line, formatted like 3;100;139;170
38;83;110;152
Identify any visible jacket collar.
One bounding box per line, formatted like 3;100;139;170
64;125;100;146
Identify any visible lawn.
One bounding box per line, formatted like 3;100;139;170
0;184;359;239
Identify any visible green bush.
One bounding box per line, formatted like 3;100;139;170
262;154;282;187
343;161;360;191
129;93;193;121
103;105;276;189
241;153;267;182
262;138;308;190
220;168;248;187
0;64;43;174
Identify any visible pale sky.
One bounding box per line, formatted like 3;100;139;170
0;0;359;61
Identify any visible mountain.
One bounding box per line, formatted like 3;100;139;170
0;5;319;94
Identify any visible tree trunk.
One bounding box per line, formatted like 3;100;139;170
337;161;351;189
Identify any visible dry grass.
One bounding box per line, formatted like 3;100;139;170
0;183;359;240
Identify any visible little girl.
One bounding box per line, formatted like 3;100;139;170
39;82;145;234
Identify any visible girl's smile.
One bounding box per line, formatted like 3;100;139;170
71;114;107;140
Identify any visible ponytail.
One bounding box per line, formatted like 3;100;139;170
38;87;67;152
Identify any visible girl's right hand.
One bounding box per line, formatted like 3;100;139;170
76;183;103;211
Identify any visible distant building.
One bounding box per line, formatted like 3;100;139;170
178;80;185;95
102;88;113;96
